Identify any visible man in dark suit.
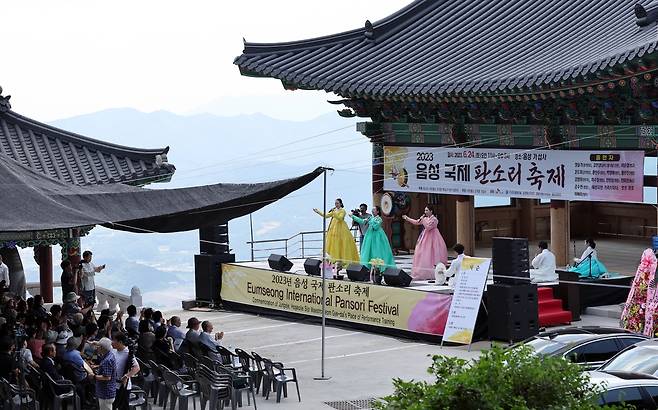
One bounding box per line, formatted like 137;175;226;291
40;343;62;381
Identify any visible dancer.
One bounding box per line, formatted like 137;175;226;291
313;198;359;269
569;238;608;278
350;206;396;270
402;206;448;280
620;249;657;334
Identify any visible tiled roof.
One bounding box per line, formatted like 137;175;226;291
235;0;658;98
0;99;175;186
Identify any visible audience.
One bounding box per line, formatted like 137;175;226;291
200;320;224;361
94;337;117;410
167;315;186;351
125;305;139;336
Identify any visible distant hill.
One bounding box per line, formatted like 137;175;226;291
23;109;372;309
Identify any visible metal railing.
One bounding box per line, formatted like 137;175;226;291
246;228;361;261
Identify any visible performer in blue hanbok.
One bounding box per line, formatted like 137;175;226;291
569;238;608;279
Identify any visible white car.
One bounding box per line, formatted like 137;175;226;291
588;370;658;408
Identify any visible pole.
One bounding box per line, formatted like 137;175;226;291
249;213;255;262
315;167;332;381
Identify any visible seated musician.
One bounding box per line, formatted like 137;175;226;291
530;241;558;283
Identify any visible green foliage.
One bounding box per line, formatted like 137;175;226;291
376;346;629;410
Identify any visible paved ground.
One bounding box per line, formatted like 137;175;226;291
143;307;619;410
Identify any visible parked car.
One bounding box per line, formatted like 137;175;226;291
596;339;658;376
514;327;648;369
588;370;658;409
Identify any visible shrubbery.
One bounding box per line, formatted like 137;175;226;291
376;346;627;410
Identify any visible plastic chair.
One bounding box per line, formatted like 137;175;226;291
182;352;199;373
235;349;260;390
127;387;150;410
0;378;40;410
162;369;200;410
250;352;270;396
41;371;80;410
148;360;170;408
215;365;257;408
262;358;300;403
196;364;233;410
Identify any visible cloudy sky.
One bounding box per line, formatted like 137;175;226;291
2;0;408;121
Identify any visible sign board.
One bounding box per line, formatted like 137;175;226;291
383;146;644;202
221;263;452;336
443;257;491;345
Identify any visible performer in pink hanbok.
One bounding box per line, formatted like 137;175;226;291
402;206;448;280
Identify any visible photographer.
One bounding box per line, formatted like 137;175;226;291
81;250;106;306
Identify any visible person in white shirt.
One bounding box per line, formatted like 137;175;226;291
80;250;106;305
445;243;468;288
0;255;9;290
111;332;139;391
199;320;224;361
530;241;558;283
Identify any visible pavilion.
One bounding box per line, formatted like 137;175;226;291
0;87;323;303
235;0;658;267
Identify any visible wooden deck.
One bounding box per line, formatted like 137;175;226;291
474;237;649;276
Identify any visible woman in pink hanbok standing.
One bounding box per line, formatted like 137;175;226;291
402;206;448;280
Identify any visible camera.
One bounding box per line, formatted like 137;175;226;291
351;208;361;217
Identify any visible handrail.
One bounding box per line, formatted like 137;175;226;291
247;227;360;261
245;230;325;245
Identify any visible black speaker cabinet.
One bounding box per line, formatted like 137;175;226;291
194;253;235;302
383;268;412;287
487;283;539;343
268;254;293;272
304;258;322;276
346;264;369;282
492;237;530;284
200;223;229;255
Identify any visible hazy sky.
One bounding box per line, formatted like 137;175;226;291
2;1;408;121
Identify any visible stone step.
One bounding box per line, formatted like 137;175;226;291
585;304;623;319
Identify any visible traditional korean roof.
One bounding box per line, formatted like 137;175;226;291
0;92;175;186
235;0;658;99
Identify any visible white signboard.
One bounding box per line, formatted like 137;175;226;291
443;257;491;345
383;146;644;202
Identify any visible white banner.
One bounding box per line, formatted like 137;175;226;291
443;257;491;345
383;146;644;202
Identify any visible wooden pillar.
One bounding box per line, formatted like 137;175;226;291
518;199;536;240
37;246;53;303
372;142;384;196
64;228;81;267
456;195;475;256
550;200;570;266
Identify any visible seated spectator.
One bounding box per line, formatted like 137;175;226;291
62;292;92;319
140;308;154;332
185;317;201;343
40;343;62;381
94;337;117;410
18;338;38;368
152;310;164;331
31;295;48;319
81;323;99;360
69;313;85;337
0;337;16;383
112;310;126;334
199;320;224;361
26;327;45;362
49;304;63;328
124;305;139;336
167;316;186;351
62;337;93;406
153;325;176;368
97;315;112;340
136;320;155;362
55;329;73;360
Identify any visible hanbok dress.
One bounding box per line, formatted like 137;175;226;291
351;215;396;269
314;208;359;266
620;249;657;334
568;246;607;279
406;216;448;280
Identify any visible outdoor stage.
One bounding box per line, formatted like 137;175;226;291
219;253;633;343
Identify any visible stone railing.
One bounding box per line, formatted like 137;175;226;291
26;282;142;312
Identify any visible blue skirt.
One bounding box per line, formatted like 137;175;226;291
569;258;608;279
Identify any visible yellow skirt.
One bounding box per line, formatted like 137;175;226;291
325;218;359;266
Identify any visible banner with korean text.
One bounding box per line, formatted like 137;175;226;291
383;146;644;202
221;263;452;336
443;257;491;345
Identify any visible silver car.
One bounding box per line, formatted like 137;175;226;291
588;370;658;409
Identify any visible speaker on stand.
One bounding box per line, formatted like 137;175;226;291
487;283;539;343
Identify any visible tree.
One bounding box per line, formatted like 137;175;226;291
376;346;627;410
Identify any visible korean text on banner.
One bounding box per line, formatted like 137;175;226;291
443;257;491;345
383;147;644;203
221;263;453;336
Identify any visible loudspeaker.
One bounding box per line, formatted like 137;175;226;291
200;223;230;255
487;283;539;343
268;254;293;272
304;258;322;276
383;268;412;287
492;237;530;284
194;253;235;302
346;264;369;282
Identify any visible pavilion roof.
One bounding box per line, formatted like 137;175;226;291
235;0;658;99
0;94;175;186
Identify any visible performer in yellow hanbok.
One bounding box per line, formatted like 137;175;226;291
313;198;360;269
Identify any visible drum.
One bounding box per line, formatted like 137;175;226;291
381;193;394;216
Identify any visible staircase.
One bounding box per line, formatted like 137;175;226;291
538;287;572;327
